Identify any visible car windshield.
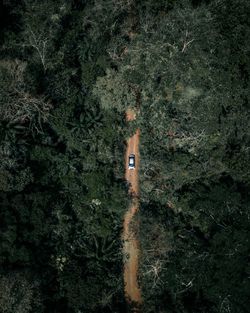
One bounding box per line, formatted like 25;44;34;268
129;156;134;165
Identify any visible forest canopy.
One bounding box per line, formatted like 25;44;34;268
0;0;249;312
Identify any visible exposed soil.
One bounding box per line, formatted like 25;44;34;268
123;108;142;310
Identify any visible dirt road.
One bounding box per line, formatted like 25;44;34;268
123;109;142;310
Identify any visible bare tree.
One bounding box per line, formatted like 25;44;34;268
144;259;165;288
0;60;52;131
27;27;48;71
181;30;195;53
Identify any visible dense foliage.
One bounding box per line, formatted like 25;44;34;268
0;0;249;312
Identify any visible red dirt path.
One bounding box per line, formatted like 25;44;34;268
123;108;142;310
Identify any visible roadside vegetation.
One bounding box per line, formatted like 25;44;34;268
0;0;249;313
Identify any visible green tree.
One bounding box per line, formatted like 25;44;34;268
0;271;43;313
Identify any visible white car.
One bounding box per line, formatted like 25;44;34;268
128;154;135;169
